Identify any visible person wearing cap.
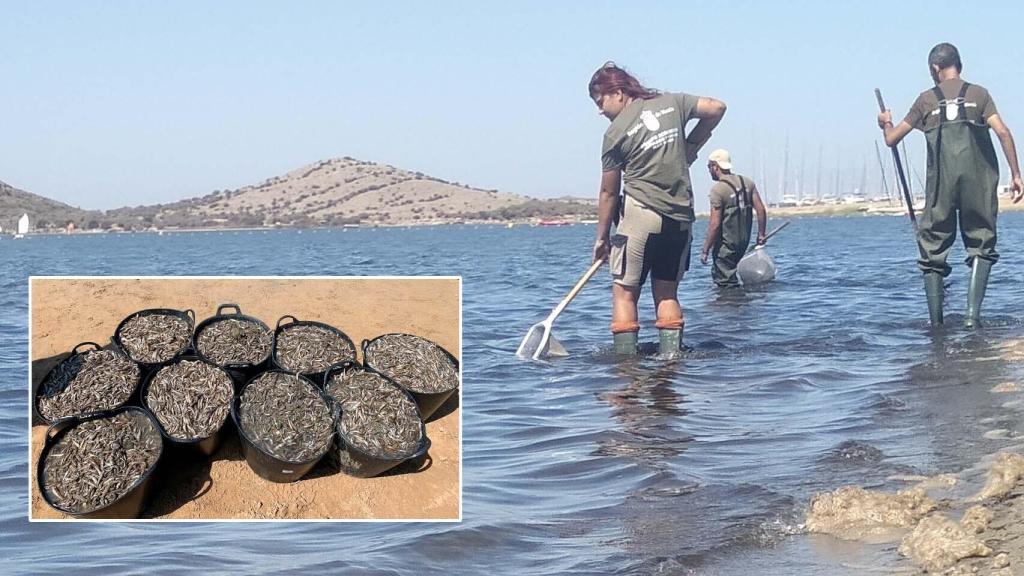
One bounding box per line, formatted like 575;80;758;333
589;62;727;355
700;150;768;287
878;43;1023;328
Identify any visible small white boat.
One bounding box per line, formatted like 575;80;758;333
14;213;29;239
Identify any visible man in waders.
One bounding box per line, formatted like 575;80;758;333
699;149;767;286
878;43;1023;328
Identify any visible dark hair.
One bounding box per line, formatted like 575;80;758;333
588;62;660;100
928;43;962;72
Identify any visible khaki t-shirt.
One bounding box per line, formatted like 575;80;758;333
601;92;700;222
903;78;998;131
709;174;756;210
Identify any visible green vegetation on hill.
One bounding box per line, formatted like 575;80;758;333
461;198;596;221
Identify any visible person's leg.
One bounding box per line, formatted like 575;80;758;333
608;195;653;355
917;172;956;325
710;244;738;287
958;162;1000;328
712;244;742;287
611;284;641;354
652;278;683;353
649;222;691;354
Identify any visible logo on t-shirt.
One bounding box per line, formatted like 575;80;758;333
627;106;676;137
640;110;661;131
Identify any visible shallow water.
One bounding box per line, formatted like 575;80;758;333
4;216;1024;574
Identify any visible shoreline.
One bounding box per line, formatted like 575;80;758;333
804;338;1024;574
8;196;1024;237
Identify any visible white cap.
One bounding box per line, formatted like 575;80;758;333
708;149;733;170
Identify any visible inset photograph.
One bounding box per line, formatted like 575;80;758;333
29;277;460;521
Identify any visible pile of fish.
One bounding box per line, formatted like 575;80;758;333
326;365;422;460
196;319;273;366
238;371;333;462
42;410;162;514
145;360;234;440
274;324;356;374
37;349;140;422
34;304;457;518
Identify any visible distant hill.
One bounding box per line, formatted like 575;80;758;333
3;157;597;231
0;181;95;232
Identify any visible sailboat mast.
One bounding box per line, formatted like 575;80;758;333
816;144;823;201
782;134;789;199
798;148;806;202
874;140;892;204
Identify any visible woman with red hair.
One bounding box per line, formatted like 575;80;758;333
589;62;726;355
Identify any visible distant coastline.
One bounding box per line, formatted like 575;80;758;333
7;195;1024;238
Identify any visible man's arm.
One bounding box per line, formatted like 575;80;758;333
752;189;767;244
700;206;723;265
988;113;1024;203
686;97;727;165
594;169;621;262
877;109;914;147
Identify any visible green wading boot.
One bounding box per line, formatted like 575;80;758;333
924;273;944;326
613;332;638;356
964;258;993;329
658;329;681;355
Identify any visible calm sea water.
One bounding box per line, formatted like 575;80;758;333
4;216;1024;575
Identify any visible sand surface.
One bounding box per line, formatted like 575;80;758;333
29;277;460;520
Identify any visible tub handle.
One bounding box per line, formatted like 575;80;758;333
276;315;299;330
216;304;242;316
72;341;102;355
412;436;432;459
45;416;81;443
184;309;196;324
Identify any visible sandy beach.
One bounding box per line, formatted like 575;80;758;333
29;277;461;520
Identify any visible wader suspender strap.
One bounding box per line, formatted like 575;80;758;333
722;176;750;209
929;82;971;207
721;176;751;239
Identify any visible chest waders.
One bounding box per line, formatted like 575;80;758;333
917;82;1000;327
712;175;754;287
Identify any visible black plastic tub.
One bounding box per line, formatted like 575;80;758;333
112;307;196;370
193;304;273;388
323;362;431;478
361;333;460;420
37;406;163;519
271;315;356;384
34;341;142;425
140;355;235;458
232;370;334;483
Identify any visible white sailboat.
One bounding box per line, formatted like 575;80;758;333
14;213;29;239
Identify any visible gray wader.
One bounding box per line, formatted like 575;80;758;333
712;175;754;287
917;82;1000;327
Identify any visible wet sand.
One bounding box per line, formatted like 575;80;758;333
29;277;460;520
805;338;1024;574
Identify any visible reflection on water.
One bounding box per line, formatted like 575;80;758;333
596;359;691;467
3;218;1024;574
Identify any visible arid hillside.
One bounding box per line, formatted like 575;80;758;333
0;181;94;232
4;157;596;232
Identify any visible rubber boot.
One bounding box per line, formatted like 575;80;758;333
924;273;944;327
964;258;993;329
658;329;681;355
613;331;638;355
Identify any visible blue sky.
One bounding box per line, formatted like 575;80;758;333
2;1;1022;211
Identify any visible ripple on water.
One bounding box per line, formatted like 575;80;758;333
6;219;1024;573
